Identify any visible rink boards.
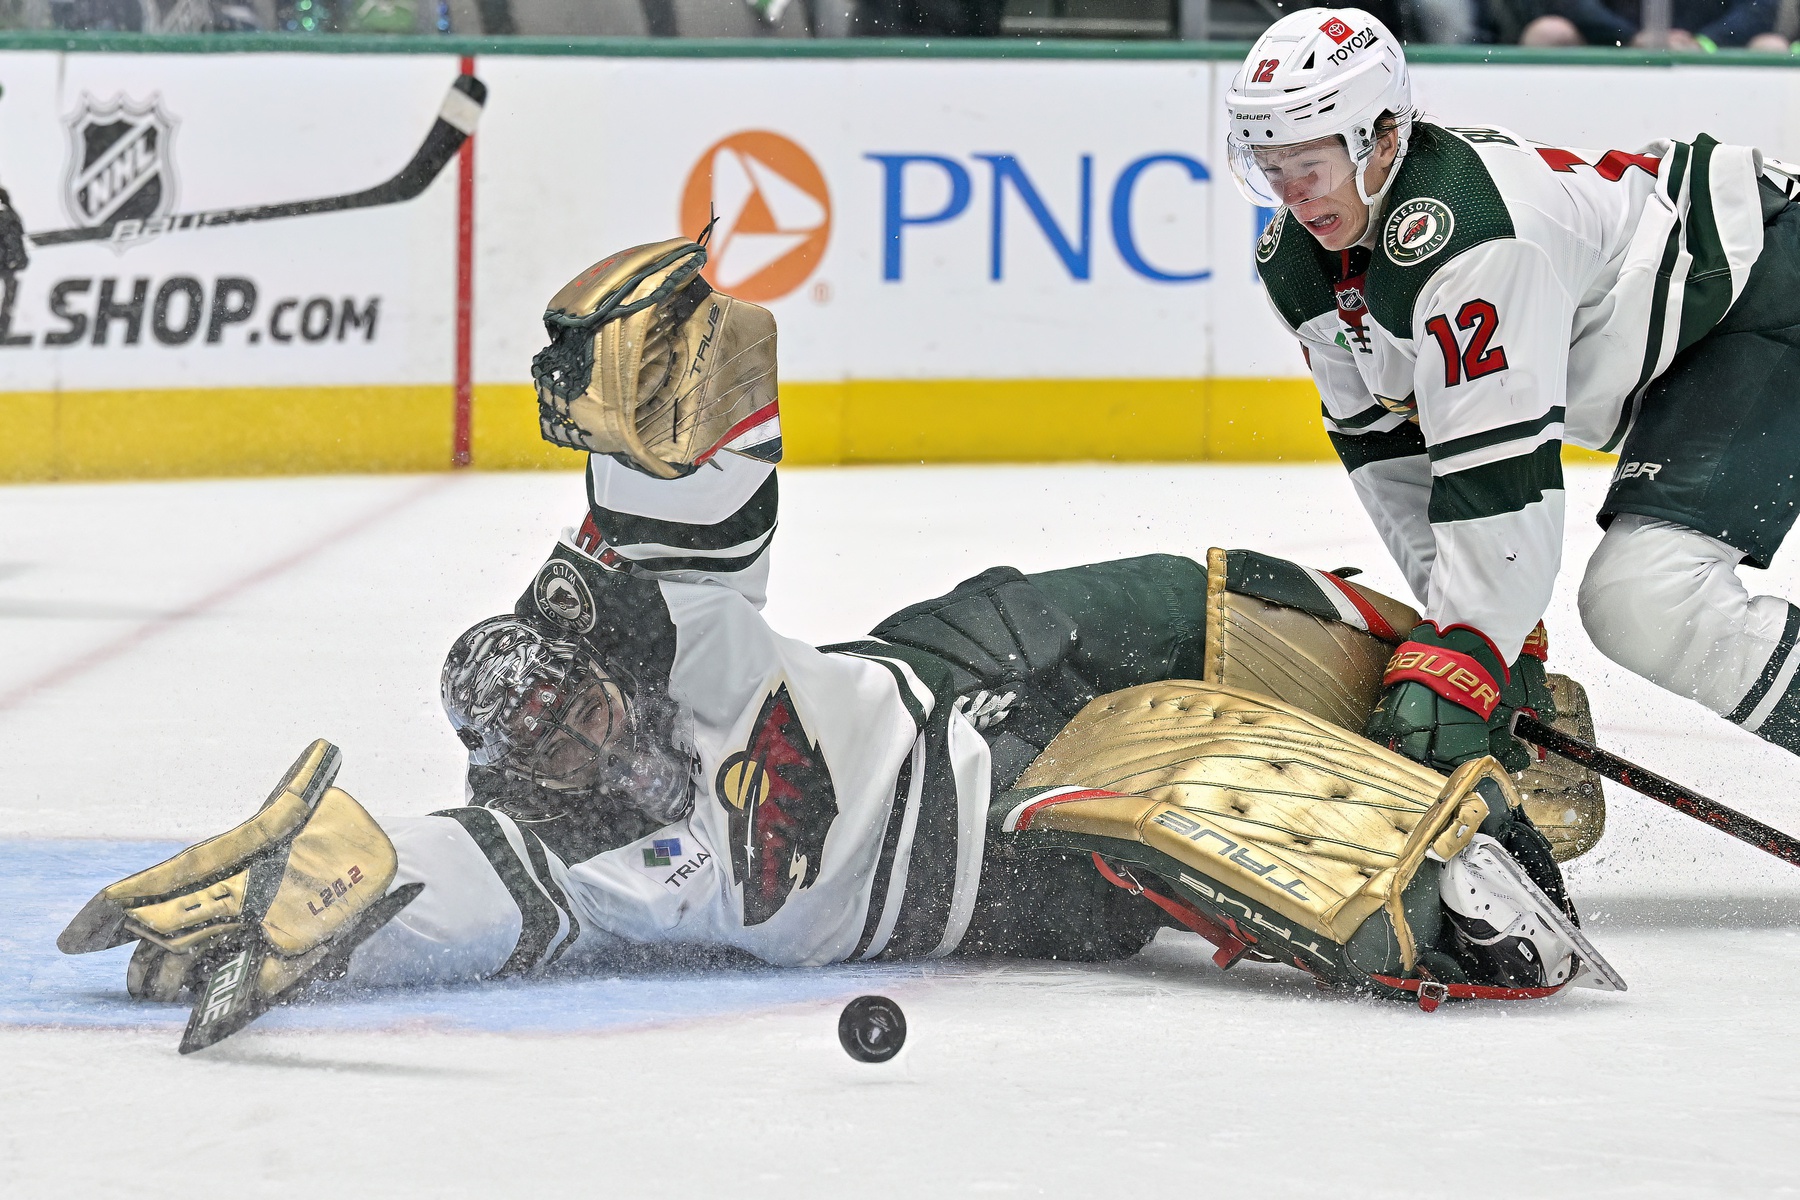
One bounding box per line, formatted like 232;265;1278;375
0;39;1795;477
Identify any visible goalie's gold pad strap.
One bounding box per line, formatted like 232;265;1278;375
58;740;342;954
1202;547;1422;732
1517;673;1606;862
1016;682;1513;968
538;238;778;479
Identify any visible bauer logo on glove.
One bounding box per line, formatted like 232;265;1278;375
1383;642;1503;718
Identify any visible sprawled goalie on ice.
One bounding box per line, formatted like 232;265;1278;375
60;239;1623;1053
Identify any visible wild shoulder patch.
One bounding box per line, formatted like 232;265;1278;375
1384;197;1455;266
1255;208;1286;264
533;558;596;634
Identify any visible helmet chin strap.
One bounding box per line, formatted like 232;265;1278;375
1353;120;1412;211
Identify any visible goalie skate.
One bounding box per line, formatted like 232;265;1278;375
1442;833;1626;993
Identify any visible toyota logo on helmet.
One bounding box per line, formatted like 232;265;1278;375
1224;7;1416;210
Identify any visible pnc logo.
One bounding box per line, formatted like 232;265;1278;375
680;130;831;303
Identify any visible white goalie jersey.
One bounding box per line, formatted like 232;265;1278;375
1257;123;1777;663
352;448;993;984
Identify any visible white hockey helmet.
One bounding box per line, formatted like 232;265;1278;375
1225;7;1414;209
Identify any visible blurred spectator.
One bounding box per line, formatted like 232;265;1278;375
851;0;1003;34
1407;0;1481;40
51;0;266;26
475;0;511;31
1486;0;1790;47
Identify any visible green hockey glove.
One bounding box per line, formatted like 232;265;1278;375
1365;623;1510;774
1487;621;1559;772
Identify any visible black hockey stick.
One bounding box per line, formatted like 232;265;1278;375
1514;713;1800;868
29;73;486;249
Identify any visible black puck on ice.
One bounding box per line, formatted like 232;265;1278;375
838;995;906;1063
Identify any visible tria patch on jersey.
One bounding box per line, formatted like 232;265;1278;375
715;680;840;926
630;829;715;892
1384;197;1456;266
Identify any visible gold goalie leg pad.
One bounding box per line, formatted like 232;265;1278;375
1006;682;1524;993
57;740;420;1053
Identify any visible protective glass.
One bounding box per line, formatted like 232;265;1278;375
1228;134;1362;208
443;618;692;822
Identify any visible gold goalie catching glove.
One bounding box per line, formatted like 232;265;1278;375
58;740;421;1054
530;237;780;478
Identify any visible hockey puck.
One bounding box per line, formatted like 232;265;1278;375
838;995;906;1063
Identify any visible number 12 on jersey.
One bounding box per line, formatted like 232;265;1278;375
1423;299;1509;388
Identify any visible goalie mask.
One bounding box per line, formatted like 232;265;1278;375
530;237;779;480
441;616;691;823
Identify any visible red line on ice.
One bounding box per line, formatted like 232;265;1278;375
0;476;453;716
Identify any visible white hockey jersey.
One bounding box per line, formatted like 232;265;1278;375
1257;123;1774;662
356;448;994;982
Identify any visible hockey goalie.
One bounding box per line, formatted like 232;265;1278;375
59;237;1622;1053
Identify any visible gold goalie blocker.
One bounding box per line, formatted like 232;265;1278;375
58;741;421;1054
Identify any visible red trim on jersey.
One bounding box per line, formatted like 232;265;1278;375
693;400;781;466
1320;572;1400;642
1521;621;1550;662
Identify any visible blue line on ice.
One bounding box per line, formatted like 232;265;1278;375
4;840;922;1035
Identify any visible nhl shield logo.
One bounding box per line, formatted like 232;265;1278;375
62;94;178;233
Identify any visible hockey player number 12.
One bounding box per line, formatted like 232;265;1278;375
1424;299;1509;389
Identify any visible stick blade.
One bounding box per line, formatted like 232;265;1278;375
178;945;265;1055
175;883;425;1055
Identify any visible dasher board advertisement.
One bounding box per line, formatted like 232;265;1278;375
0;45;1795;476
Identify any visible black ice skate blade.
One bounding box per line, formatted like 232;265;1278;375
177;883;425;1055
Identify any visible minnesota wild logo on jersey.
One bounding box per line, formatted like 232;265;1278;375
1383;197;1455;266
715;681;840;925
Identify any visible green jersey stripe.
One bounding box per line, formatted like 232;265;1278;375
1428;441;1564;523
1325;401;1401;431
432;807;562;977
1602;142;1692;455
1428;407;1566;462
1676;135;1737;356
1328;421;1428;473
1728;603;1800;725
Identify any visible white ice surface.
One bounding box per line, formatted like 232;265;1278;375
4;464;1799;1197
